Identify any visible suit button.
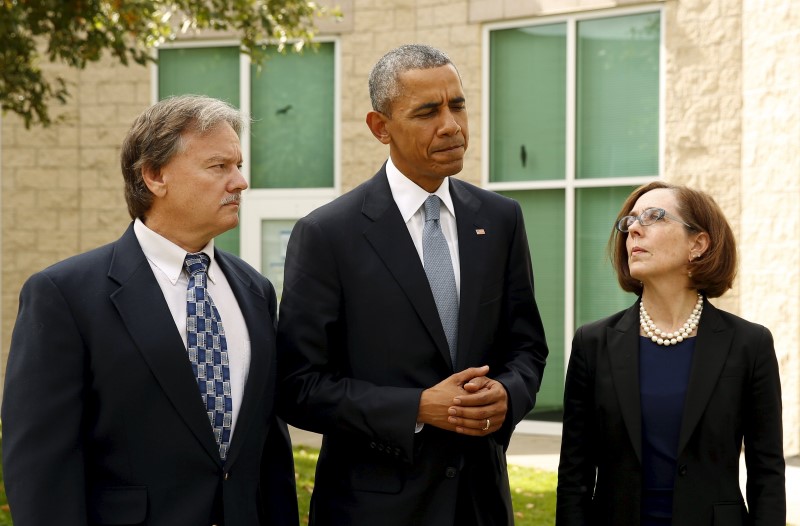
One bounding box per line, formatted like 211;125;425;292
224;472;230;481
678;465;688;476
369;441;376;449
445;467;458;478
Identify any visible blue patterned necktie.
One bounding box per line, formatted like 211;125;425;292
184;253;232;461
422;195;459;366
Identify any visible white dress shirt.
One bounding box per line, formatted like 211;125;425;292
133;218;251;440
385;156;461;296
386;157;462;433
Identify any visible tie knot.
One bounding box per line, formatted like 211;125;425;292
184;252;210;277
423;195;441;222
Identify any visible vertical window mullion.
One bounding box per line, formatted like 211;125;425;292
564;17;577;373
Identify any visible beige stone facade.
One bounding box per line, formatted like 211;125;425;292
1;0;798;456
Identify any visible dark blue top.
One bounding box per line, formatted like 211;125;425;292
639;336;696;526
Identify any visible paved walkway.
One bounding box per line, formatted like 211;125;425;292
289;427;799;525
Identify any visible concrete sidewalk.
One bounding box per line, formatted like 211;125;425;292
289;427;799;525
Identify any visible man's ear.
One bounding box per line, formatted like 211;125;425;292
366;111;391;145
142;164;167;197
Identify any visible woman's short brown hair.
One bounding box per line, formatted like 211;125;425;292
609;181;737;298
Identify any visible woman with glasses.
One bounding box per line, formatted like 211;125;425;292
556;181;785;526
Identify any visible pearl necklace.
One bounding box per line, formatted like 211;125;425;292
639;293;703;346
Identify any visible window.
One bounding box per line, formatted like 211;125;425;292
485;7;662;422
156;40;339;297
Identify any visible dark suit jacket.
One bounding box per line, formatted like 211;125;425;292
2;223;298;526
556;300;785;526
277;167;549;526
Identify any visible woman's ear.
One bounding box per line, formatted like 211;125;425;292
690;231;710;259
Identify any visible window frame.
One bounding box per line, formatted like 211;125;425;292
482;4;665;433
151;37;341;270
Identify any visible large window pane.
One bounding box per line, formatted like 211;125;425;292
490;24;567;183
501;190;565;418
158;47;242;254
574;187;638;326
250;43;335;188
576;12;660;179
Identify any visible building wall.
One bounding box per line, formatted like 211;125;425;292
662;0;743;315
1;55;147;370
739;0;800;455
1;0;798;455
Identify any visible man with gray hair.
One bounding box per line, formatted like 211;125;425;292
2;95;298;526
278;44;548;525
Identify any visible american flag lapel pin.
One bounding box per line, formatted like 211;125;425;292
475;228;486;235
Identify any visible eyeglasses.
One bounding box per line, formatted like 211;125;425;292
615;207;695;233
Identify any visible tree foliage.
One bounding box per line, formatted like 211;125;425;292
0;0;336;128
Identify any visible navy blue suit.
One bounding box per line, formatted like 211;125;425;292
2;223;298;526
278;167;548;525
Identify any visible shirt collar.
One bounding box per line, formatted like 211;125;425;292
133;218;218;284
385;156;456;222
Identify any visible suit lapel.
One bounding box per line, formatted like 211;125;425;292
213;252;273;467
361;169;454;368
607;303;644;462
677;301;733;454
449;180;488;371
108;225;221;463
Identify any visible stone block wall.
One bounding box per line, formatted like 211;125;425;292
663;0;743;314
1;55;148;368
740;0;800;455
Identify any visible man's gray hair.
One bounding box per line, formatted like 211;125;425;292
368;44;459;115
120;94;245;220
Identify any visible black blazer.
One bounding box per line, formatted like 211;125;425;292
556;299;785;526
277;167;549;526
2;223;298;526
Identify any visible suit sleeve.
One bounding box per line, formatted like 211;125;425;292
490;201;549;445
259;417;300;526
743;326;785;525
257;276;300;526
556;327;596;526
1;273;89;525
277;217;422;461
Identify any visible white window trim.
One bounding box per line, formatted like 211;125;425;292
152;38;340;271
481;4;665;389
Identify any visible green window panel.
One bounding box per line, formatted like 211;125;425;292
250;43;335;188
500;190;565;419
489;24;567;183
576;12;660;179
158;47;241;106
158;46;242;255
574;187;638;327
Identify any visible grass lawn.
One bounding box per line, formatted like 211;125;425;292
293;445;557;525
